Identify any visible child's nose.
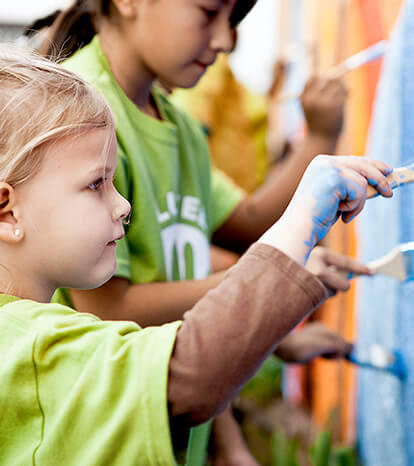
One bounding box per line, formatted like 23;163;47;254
210;15;234;54
112;191;131;223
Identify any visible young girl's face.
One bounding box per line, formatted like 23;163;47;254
15;128;130;296
131;0;237;88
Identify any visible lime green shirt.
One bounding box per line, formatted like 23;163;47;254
64;36;244;285
0;293;180;465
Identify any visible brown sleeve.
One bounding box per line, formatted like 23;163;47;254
168;243;329;427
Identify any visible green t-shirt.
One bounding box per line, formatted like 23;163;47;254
0;293;180;465
63;36;244;286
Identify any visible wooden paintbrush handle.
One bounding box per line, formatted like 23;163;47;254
366;166;414;199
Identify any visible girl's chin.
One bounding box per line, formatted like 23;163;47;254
89;258;117;289
90;269;116;289
173;69;206;89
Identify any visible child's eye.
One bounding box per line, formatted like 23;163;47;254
88;178;104;191
202;7;219;19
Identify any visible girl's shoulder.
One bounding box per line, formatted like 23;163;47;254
0;296;99;330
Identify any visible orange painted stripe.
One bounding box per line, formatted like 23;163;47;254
356;0;385;111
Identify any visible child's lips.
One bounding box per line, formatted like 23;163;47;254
195;58;215;69
107;233;124;246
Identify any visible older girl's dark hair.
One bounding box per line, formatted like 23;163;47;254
230;0;257;27
42;0;257;61
41;0;109;60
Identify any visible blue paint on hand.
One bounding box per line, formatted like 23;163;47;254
368;178;379;187
299;158;365;257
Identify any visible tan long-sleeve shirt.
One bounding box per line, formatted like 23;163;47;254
168;243;329;427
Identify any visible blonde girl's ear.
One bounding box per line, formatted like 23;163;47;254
111;0;138;19
0;182;24;243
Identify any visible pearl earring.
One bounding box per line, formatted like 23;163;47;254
13;229;21;238
123;212;132;226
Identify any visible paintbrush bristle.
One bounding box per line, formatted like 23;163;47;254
348;345;407;379
367;246;406;281
354;344;395;368
344;40;387;70
400;242;414;281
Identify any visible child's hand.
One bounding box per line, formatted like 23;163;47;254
301;74;348;138
306;246;373;294
293;155;392;249
259;155;392;265
275;322;353;364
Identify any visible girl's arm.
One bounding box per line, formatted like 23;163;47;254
168;156;392;427
70;272;225;327
168;242;327;427
213;74;348;253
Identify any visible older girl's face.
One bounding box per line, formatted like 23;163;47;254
131;0;238;88
15;128;130;296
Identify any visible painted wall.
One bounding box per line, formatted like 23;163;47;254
359;1;414;464
273;0;403;448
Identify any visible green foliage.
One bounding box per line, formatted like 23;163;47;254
240;356;283;406
330;445;361;466
271;429;300;466
309;432;331;466
269;430;360;466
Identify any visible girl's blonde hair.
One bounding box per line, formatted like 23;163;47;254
0;43;113;186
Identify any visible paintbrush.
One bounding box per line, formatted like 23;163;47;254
334;40;387;75
367;242;414;281
346;242;414;281
367;163;414;199
278;40;387;103
346;345;406;379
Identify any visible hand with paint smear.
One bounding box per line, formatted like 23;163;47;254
293;155;392;252
259;155;392;265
